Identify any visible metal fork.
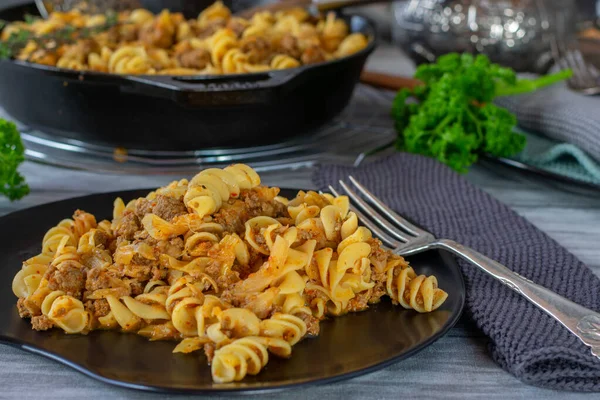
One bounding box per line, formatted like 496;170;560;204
550;34;600;95
331;176;600;360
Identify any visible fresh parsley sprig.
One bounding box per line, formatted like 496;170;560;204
392;53;572;173
0;119;29;201
0;11;119;61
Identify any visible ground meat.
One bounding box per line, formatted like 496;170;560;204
301;46;327;65
106;24;138;43
151;265;168;281
204;262;240;292
127;280;144;296
131;253;157;266
177;48;210;69
85;298;110;318
77;38;100;55
85;267;124;292
367;238;389;271
299;313;320;337
195;19;226;39
28;49;58;66
347;291;370;313
240;188;285;219
134;198;154;219
121;264;153;281
240;36;271;64
16;298;31;318
212;188;288;234
134;234;184;259
46;261;86;298
62;38;100;62
232;246;265;279
212;201;248;234
226;18;247;37
277;34;301;59
31;315;54;331
139;21;174;49
114;212;141;240
204;342;216;364
163;237;185;258
92;229;110;248
368;281;386;304
153;195;187;221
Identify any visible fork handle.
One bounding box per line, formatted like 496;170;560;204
435;239;600;359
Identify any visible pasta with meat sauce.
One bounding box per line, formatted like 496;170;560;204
12;163;447;383
1;1;370;75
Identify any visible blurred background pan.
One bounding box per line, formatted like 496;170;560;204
0;1;376;151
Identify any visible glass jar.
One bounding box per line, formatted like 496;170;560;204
391;0;576;73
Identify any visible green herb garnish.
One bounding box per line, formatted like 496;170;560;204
0;12;120;61
392;53;572;173
0;119;29;201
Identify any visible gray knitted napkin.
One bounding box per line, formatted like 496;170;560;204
495;81;600;163
313;153;600;391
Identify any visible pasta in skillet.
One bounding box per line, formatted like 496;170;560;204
12;164;448;383
1;1;370;75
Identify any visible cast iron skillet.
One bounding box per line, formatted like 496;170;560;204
0;2;377;151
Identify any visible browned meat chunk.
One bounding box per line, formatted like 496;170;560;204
299;313;320;337
226;18;247;37
139;21;174;49
277;34;301;59
212;187;287;234
240;36;271;64
78;38;100;55
85;298;110;318
92;229;110;248
85;267;124;292
347;291;370;313
151;265;168;281
301;46;327;65
204;342;216;363
128;280;144;296
177;48;211;70
241;187;286;219
31;315;54;331
45;260;86;298
62;38;100;63
121;264;152;281
153;195;187;221
368;280;386;304
134;198;154;219
212;201;249;234
106;24;138;43
195;19;226;39
133;233;184;259
16;298;31;318
114;212;140;240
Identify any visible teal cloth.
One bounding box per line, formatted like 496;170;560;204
510;129;600;185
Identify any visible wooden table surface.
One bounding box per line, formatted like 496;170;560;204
2;1;600;398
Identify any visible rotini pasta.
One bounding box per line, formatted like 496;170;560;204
13;163;447;383
3;2;370;76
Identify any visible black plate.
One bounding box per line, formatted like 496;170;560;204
0;188;465;394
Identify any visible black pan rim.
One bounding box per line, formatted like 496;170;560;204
0;187;466;394
0;3;378;82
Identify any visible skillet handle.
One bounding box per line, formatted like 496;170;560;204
119;69;302;107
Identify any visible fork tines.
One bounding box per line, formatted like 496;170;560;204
331;177;432;252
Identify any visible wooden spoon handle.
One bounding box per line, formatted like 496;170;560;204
360;70;421;91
